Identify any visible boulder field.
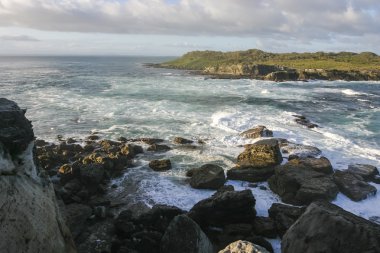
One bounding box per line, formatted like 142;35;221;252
2;98;380;253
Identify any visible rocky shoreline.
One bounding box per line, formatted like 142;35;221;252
147;63;380;82
1;98;380;253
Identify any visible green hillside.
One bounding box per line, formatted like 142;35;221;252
160;49;380;71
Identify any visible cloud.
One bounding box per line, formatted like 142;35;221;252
0;0;379;43
0;34;40;41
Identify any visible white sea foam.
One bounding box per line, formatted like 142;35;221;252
342;89;365;96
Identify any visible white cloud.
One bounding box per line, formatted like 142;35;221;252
0;0;378;40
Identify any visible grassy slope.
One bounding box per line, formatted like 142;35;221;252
161;49;380;71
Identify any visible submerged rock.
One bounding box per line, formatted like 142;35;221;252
282;201;380;253
161;215;213;253
240;126;273;139
333;170;377;201
237;139;283;167
147;143;171;152
189;164;226;190
218;240;270;253
280;142;321;158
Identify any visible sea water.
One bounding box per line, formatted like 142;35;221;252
1;56;380;251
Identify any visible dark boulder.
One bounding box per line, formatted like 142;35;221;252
268;203;306;237
147;144;171;152
149;159;172;171
282;201;380;253
252;217;277;238
240;126;273;139
265;71;298;82
347;164;379;181
0;98;34;156
227;166;274;182
189;164;226;190
268;162;338;205
237;139;283;167
160;215;213;253
188;189;256;228
333;170;377;201
64;203;92;239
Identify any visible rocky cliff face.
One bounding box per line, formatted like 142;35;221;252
0;98;76;253
202;64;380;81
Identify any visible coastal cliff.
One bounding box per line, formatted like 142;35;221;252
157;49;380;81
0;98;76;253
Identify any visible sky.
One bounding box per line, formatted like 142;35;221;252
0;0;379;56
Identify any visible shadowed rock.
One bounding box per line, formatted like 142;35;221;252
282;201;380;253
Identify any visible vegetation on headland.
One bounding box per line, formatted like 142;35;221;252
157;49;380;81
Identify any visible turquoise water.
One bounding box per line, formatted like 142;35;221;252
1;57;379;245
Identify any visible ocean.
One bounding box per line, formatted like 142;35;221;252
1;56;379;251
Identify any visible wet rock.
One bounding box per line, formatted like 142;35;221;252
161;215;213;253
293;115;318;128
173;136;194;144
131;137;165;145
94;206;107;219
120;144;143;158
280;142;321;158
268;162;338;205
237;139;283;167
76;219;115;253
268;203;306;237
86;134;100;140
147;144;171;152
288;156;333;174
333;170;377;201
188;190;256;228
80;163;105;192
218;240;270;253
347;164;379;181
240;126;273;139
282;201;380;253
35;139;49;147
149;159;172;171
252;217;277;238
227;166;275;182
189;164;226;190
64;203;92;239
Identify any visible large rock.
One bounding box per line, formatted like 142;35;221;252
268;162;338;205
64;203;92;239
188;189;256;228
333;170;377;201
288;157;333;174
161;215;213;253
0;98;76;253
189;164;226;189
173;137;194;144
268;203;305;237
149;159;172;171
347;164;379;181
282;201;380;253
218;240;270;253
240;126;273;139
227;166;274;182
0;98;34;157
237;139;283;167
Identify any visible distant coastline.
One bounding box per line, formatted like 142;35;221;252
152;49;380;81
